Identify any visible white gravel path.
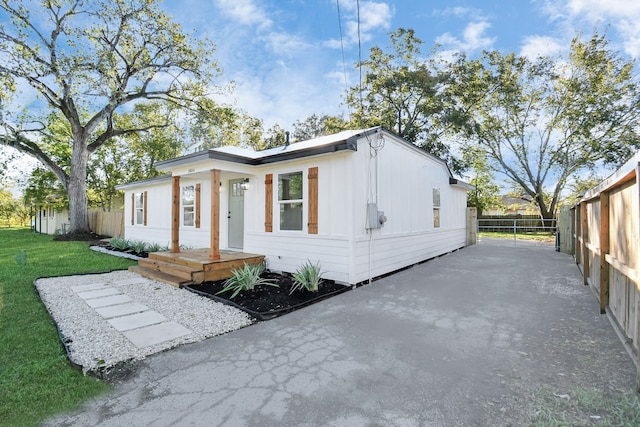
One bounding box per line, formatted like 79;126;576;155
35;270;253;375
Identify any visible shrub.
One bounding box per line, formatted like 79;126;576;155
290;260;323;294
129;240;146;254
216;262;277;299
108;237;130;251
146;242;164;253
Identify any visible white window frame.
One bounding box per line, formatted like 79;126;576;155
134;192;145;225
278;171;304;231
182;185;195;227
433;187;441;228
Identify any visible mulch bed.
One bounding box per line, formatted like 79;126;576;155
185;272;351;320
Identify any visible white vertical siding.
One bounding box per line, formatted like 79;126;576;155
348;133;467;284
244;153;353;282
120;130;469;285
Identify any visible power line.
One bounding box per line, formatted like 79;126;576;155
335;0;349;93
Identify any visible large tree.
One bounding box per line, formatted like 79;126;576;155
346;28;461;170
0;0;220;233
450;33;640;219
292;113;348;141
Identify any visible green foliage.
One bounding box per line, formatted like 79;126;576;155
292;114;348;141
561;175;603;207
346;28;463;172
13;249;27;266
530;386;640;426
145;242;167;253
0;228;135;426
108;237;131;251
186;98;265;150
129;240;147;254
463;148;502;216
290;260;324;294
216;263;278;299
0;0;222;233
261;124;288;150
450;32;640;219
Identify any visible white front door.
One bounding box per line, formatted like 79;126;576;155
228;179;245;249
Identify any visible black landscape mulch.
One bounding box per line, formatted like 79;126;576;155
185;272;351;320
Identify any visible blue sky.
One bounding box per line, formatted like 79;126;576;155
166;0;640;131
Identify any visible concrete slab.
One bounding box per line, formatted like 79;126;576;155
76;287;121;300
122;321;191;348
70;283;108;292
45;239;639;426
107;311;168;332
94;302;149;318
85;294;133;308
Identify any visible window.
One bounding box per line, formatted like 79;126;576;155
135;193;145;225
278;172;303;231
182;185;195;227
433;187;440;228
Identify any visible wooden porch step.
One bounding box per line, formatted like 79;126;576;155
128;265;194;288
148;251;208;270
138;258;205;283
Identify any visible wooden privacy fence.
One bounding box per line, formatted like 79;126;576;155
88;209;124;238
572;152;640;387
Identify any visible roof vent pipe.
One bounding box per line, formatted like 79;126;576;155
285;131;290;147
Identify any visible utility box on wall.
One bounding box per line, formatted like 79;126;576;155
367;203;387;229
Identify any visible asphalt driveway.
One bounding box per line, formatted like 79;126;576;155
46;238;638;426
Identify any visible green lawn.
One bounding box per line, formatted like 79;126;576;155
0;228;136;427
479;231;556;242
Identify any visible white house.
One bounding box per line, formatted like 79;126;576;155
117;127;472;285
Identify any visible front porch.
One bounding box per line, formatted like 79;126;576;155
129;249;265;288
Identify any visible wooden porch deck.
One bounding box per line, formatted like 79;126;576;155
129;249;265;288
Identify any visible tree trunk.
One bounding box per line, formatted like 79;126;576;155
68;137;90;234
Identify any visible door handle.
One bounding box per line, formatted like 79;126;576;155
227;211;231;219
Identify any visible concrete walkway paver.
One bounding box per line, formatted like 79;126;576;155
70;282;192;349
46;239;637;426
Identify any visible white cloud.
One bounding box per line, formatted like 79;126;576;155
262;31;311;56
436;6;487;21
327;0;393;46
435;20;495;52
520;35;564;59
213;0;272;30
538;0;640;58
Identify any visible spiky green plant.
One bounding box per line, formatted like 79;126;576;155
146;242;162;253
216;262;278;299
290;259;323;294
108;237;130;251
129;240;146;254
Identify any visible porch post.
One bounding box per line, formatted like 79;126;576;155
171;175;180;253
210;169;221;260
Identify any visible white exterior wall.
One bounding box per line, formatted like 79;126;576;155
120;129;468;285
348;134;467;284
123;179;172;247
244;152;353;284
34;208;69;235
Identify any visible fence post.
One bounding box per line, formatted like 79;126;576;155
466;207;477;246
599;192;610;314
581;201;589;286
